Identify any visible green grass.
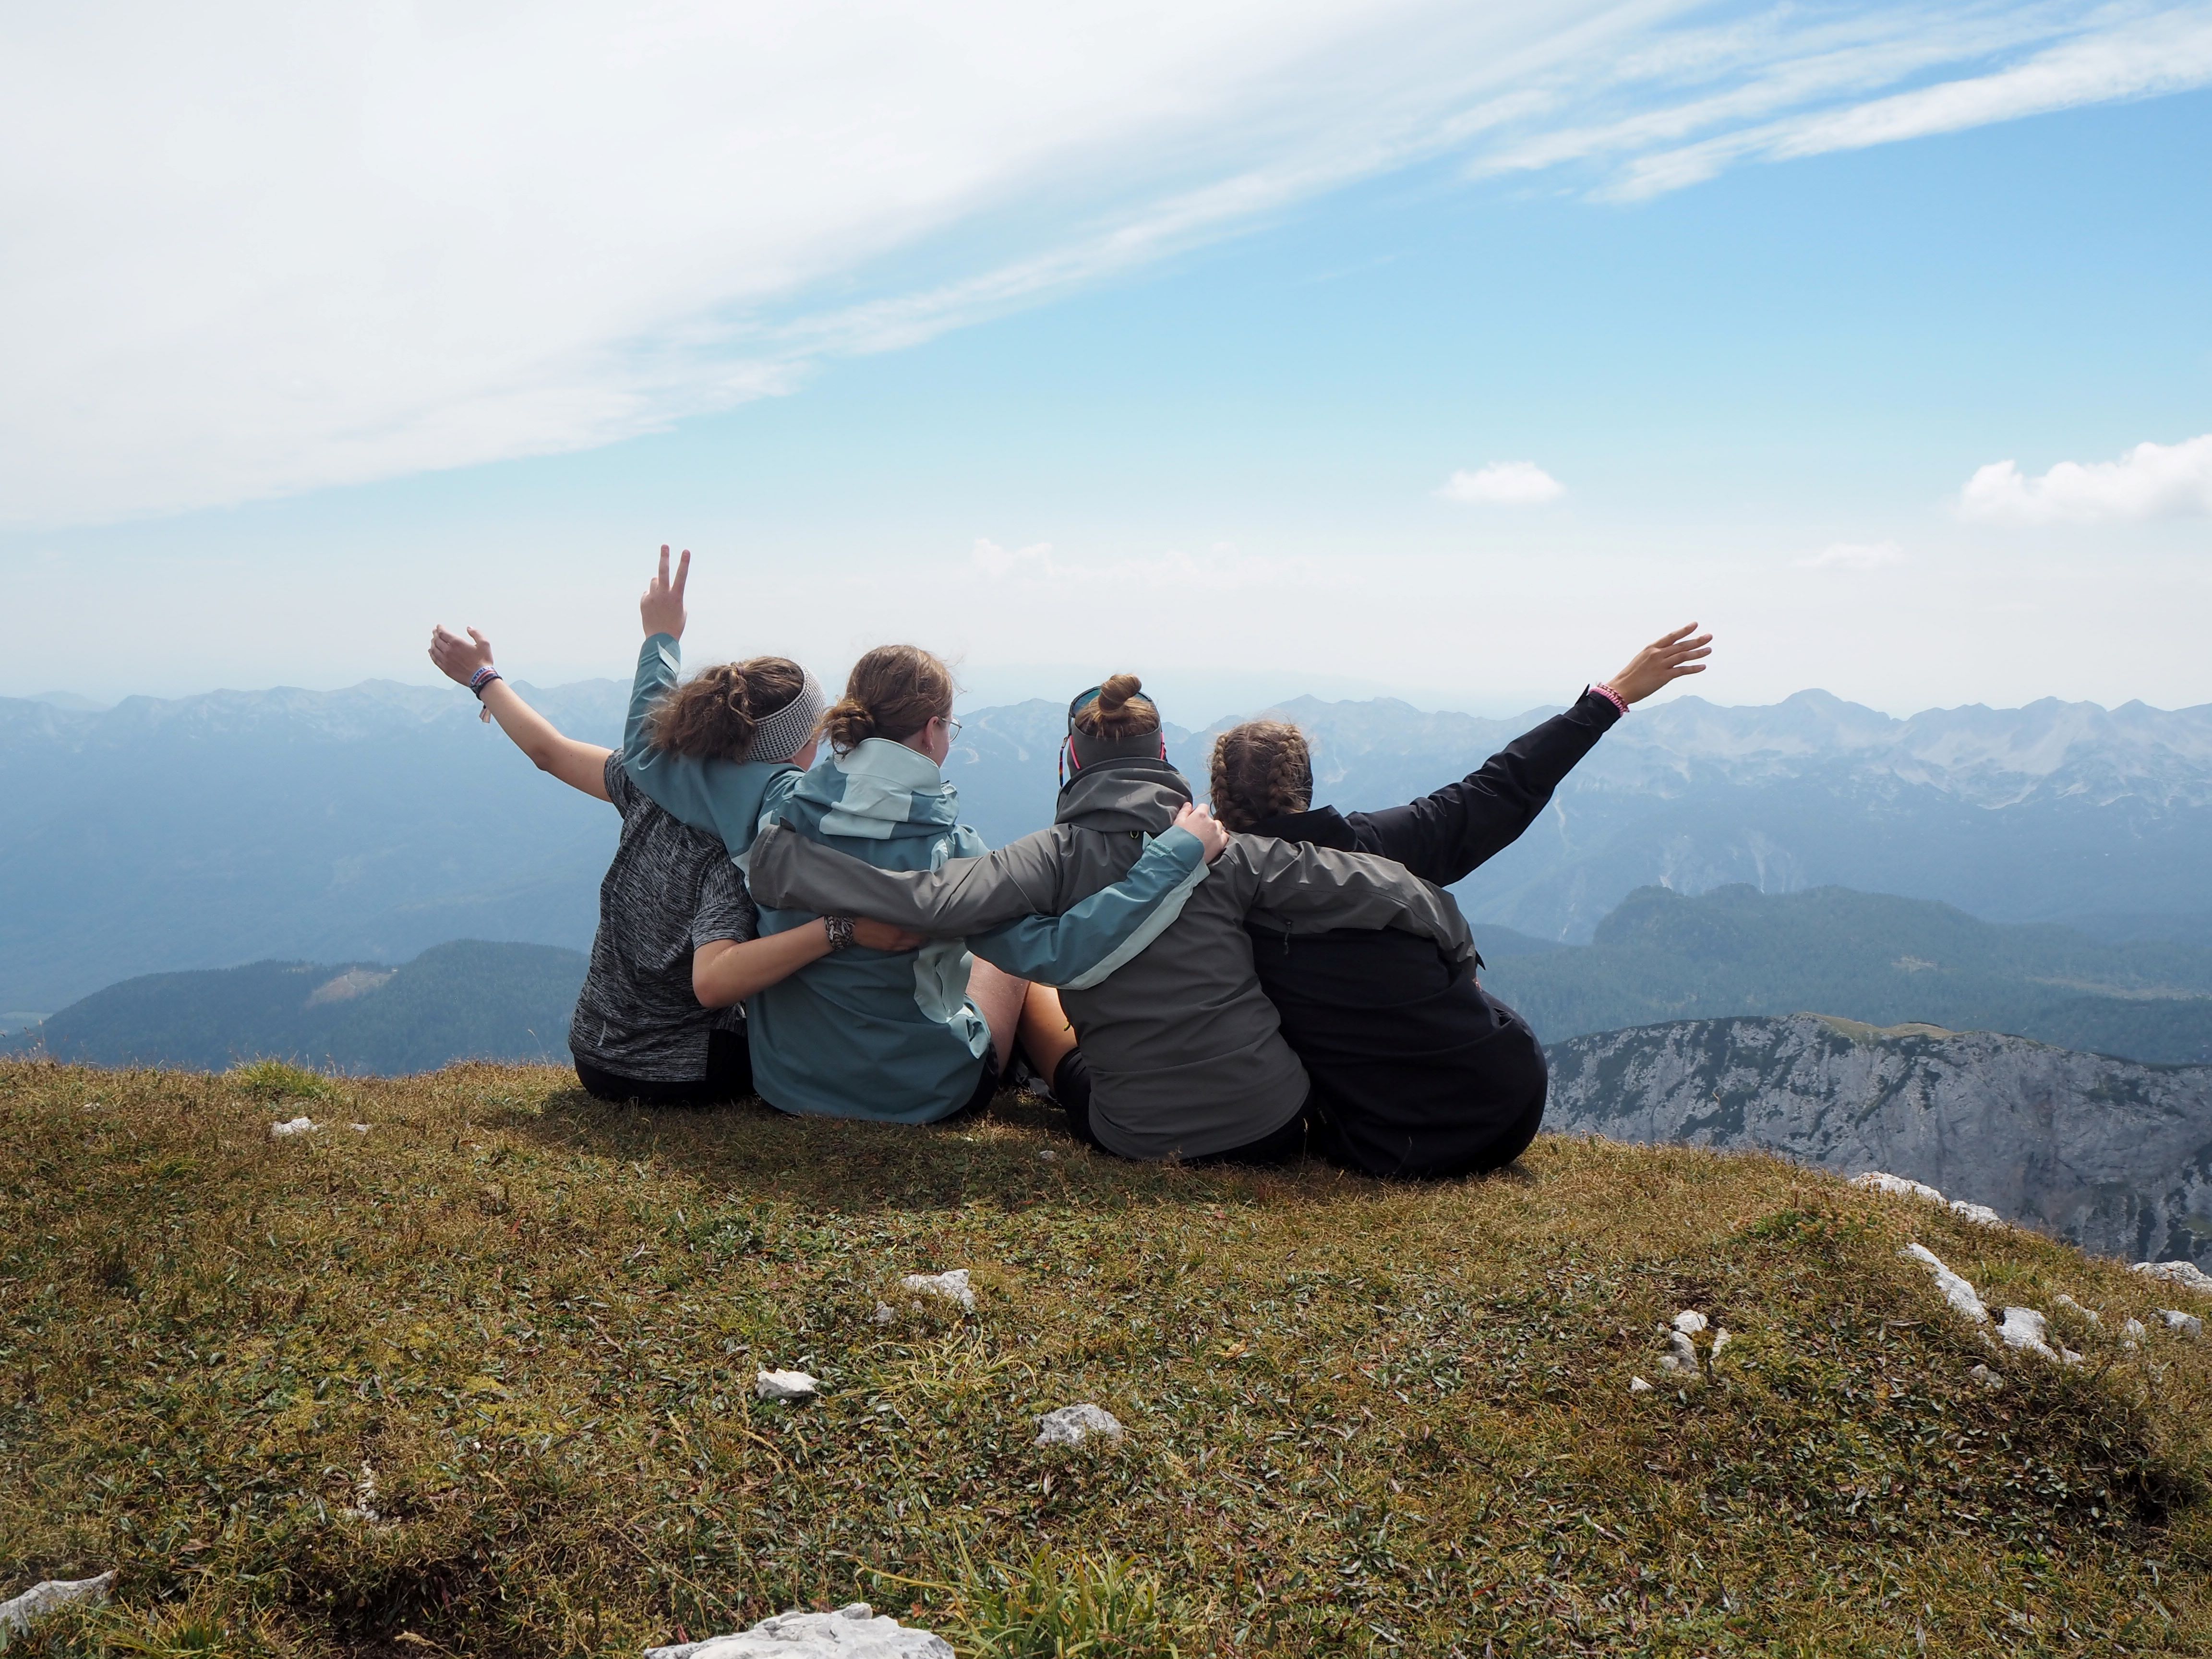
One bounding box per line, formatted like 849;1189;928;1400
4;1058;2212;1656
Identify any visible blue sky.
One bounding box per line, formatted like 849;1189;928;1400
3;1;2208;719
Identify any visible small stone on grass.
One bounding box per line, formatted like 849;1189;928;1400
1035;1403;1123;1447
755;1369;819;1401
900;1269;974;1310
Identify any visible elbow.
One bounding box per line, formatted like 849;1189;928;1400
526;745;564;775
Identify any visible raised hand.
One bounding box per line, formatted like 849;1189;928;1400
1605;624;1713;705
1172;800;1231;863
640;544;690;640
428;624;495;685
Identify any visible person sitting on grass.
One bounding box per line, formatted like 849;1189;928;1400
427;621;925;1107
740;673;1477;1166
1200;623;1715;1178
613;547;1231;1127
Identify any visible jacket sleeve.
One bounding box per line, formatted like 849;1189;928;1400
618;633;789;852
1239;837;1477;967
617;634;724;835
1346;690;1621;887
745;821;1213;987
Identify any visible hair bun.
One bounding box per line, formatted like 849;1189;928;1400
1097;673;1143;712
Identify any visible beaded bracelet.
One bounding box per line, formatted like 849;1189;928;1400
824;915;856;952
1590;681;1631;717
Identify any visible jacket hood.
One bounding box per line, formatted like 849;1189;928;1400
1056;757;1190;834
780;737;960;842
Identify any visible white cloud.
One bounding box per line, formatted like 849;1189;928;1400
1958;435;2212;525
1798;540;1904;570
5;1;2208;526
1438;462;1566;506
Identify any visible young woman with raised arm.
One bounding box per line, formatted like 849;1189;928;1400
613;548;1232;1126
1200;624;1716;1178
424;622;925;1106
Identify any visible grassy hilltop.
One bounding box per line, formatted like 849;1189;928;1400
5;1060;2212;1657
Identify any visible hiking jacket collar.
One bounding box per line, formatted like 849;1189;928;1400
1055;757;1191;835
785;736;959;841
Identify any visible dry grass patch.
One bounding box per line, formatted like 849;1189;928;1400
3;1058;2211;1656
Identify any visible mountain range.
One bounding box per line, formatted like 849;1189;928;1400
1478;883;2212;1064
0;940;583;1074
1546;1014;2212;1270
7;678;2212;1012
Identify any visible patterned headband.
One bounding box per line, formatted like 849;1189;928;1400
749;671;827;762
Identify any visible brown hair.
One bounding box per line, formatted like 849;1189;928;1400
821;644;957;753
646;656;808;761
1071;673;1160;740
1208;720;1313;831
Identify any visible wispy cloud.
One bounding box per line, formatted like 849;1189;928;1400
1798;540;1905;569
968;538;1343;591
5;0;2207;525
1438;462;1567;505
1959;434;2212;524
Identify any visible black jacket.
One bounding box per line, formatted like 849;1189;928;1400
1244;690;1621;1176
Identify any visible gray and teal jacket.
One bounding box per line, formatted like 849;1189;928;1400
745;754;1477;1161
620;635;1208;1123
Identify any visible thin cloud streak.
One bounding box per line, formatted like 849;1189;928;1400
5;0;2207;527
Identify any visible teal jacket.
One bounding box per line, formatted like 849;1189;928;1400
621;635;1209;1122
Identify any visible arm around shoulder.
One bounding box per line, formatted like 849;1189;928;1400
1240;837;1475;965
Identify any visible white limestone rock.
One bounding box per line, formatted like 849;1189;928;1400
755;1369;820;1401
2054;1294;2100;1325
1710;1328;1732;1361
0;1572;116;1636
1671;1310;1708;1335
2134;1260;2212;1298
1854;1171;1944;1203
269;1116;318;1137
1035;1403;1124;1448
900;1269;974;1311
872;1302;897;1325
1949;1201;2005;1227
1900;1244;1988;1323
646;1602;952;1659
1996;1307;2080;1363
1657;1329;1700;1375
2122;1317;2148;1349
1629;1376;1654;1394
2160;1309;2204;1340
1969;1363;2003;1389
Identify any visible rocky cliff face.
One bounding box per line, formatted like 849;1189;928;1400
1546;1014;2212;1267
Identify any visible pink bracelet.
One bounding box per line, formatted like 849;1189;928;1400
1591;682;1630;717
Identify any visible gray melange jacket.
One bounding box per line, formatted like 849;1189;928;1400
744;757;1475;1161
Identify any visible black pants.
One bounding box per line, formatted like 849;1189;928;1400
1049;1001;1544;1180
574;1026;753;1107
1049;1050;1308;1166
